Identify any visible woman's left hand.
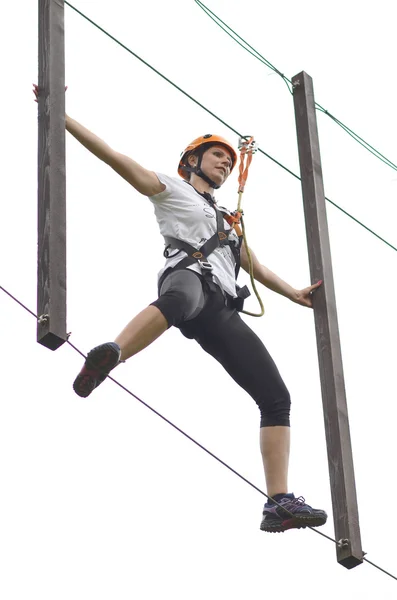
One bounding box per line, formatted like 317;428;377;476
293;280;322;308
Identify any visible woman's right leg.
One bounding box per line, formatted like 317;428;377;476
115;305;168;361
73;270;205;397
115;268;206;360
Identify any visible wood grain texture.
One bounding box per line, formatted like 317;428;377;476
292;71;363;568
37;0;67;350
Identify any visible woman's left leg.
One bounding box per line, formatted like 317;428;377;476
190;300;327;532
193;305;291;496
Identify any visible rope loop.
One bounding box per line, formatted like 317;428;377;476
230;136;264;316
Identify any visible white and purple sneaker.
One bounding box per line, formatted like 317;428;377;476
260;493;327;533
73;342;121;398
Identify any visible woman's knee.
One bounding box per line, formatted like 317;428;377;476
259;389;291;427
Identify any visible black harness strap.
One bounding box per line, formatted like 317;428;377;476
161;189;249;307
163;194;241;266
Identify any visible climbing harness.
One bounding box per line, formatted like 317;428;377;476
165;134;262;315
161;185;250;308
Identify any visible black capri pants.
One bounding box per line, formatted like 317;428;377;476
151;269;290;427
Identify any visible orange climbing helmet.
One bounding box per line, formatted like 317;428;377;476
178;134;238;185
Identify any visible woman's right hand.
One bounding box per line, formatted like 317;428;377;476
33;83;39;102
33;83;68;102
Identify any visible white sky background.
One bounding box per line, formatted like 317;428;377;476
1;0;397;597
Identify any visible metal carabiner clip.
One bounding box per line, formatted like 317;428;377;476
238;135;256;151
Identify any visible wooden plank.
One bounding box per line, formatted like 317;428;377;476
292;71;363;568
37;0;67;350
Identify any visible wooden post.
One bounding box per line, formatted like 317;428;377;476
37;0;67;350
292;71;363;568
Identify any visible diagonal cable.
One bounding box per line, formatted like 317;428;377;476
194;0;293;94
1;283;397;581
194;0;397;173
63;1;397;253
363;557;397;581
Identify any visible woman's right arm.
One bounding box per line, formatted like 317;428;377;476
66;114;165;196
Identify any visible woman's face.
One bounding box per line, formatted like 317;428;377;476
190;145;233;187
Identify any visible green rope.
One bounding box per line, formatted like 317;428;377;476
316;105;397;171
193;0;293;94
64;1;241;137
64;1;397;253
194;0;397;173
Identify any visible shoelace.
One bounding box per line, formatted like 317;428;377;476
292;496;306;506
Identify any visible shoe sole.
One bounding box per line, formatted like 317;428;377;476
260;514;327;533
73;343;120;398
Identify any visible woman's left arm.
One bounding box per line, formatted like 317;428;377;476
240;242;322;308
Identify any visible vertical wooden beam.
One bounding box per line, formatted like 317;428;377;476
37;0;67;350
292;71;363;568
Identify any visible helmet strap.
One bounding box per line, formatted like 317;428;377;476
186;146;220;190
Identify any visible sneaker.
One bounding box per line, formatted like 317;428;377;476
73;342;121;398
260;493;327;533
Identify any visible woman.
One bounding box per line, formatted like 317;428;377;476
34;85;326;533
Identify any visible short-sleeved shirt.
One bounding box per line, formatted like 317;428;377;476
148;173;239;297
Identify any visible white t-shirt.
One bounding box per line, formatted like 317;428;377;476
148;173;239;297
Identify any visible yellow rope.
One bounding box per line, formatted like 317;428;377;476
240;212;265;317
236;189;243;213
235;139;264;317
